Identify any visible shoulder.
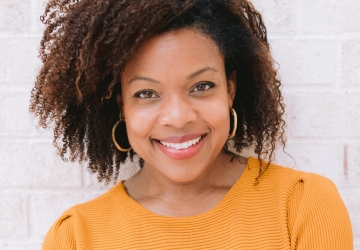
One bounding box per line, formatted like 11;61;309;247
246;158;353;248
247;157;349;212
247;158;353;249
42;213;76;250
260;158;344;206
287;172;353;248
42;182;128;249
245;157;315;190
246;157;337;190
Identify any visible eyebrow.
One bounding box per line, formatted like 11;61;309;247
128;66;218;84
186;66;218;80
128;76;160;85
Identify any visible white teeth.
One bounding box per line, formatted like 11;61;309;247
159;136;202;150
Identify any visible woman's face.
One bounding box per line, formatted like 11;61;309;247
119;28;236;183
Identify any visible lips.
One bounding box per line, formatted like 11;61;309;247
153;134;207;160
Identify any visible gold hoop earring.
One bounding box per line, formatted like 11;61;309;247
112;113;132;152
228;108;237;140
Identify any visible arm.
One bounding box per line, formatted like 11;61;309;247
287;173;353;250
42;214;76;250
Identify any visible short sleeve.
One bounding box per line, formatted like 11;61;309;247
42;213;77;250
287;173;353;250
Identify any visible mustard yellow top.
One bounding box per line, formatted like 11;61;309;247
42;157;353;249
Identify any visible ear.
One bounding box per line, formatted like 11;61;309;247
227;71;236;107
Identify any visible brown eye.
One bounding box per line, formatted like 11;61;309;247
192;82;215;93
134;90;158;98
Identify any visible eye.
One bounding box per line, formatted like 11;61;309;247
134;90;158;99
191;82;215;93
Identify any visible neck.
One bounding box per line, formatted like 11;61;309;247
124;150;247;216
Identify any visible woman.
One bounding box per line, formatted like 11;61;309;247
30;0;353;249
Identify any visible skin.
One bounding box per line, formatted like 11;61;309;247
117;28;247;217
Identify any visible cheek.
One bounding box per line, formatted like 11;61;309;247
125;109;152;144
200;99;230;137
120;86;152;145
215;110;230;137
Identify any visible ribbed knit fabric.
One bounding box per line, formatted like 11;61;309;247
42;157;353;249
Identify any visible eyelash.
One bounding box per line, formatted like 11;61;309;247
134;90;159;99
191;82;215;93
133;82;215;99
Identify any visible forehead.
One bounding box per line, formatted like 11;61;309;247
122;28;224;80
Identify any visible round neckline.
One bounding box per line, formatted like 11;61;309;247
116;156;255;220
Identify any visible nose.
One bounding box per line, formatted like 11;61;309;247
158;95;197;128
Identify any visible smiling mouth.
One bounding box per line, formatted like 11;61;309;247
157;136;203;150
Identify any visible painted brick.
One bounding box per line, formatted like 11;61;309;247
286;93;360;138
250;0;297;34
337;0;360;33
342;40;360;85
0;245;41;250
341;144;360;187
287;92;341;137
302;0;341;33
234;143;343;184
29;125;54;138
0;194;27;237
302;0;360;33
0;38;41;84
0;1;30;32
274;143;343;184
270;39;336;84
35;192;104;237
343;95;360;138
0;142;82;188
0;92;33;133
34;0;46;34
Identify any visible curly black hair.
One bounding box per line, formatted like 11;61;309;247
30;0;285;184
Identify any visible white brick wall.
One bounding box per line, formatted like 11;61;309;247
0;0;359;248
